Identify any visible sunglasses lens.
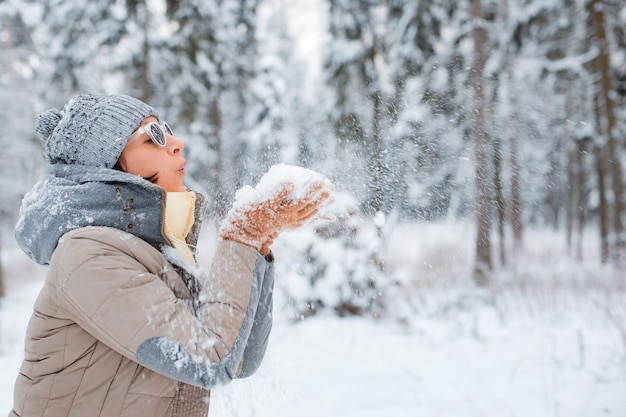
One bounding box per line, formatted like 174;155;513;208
163;122;173;136
149;123;166;147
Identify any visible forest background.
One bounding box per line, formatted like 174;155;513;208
1;0;626;415
1;0;626;355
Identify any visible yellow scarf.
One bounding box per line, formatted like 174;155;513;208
164;192;196;266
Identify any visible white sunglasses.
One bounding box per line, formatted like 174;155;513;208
127;121;173;148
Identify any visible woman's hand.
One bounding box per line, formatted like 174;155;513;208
219;180;333;255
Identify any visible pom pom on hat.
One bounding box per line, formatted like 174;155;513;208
35;108;63;141
36;94;158;168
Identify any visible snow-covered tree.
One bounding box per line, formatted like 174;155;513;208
323;0;391;216
0;7;41;297
240;0;294;185
387;1;474;221
163;0;265;217
16;0;168;103
278;192;387;318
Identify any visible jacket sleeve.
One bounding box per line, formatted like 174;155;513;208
237;257;274;378
51;228;268;389
135;242;269;388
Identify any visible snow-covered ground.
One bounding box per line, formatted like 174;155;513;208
1;223;625;417
213;307;626;417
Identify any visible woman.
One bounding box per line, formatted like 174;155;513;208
10;93;330;417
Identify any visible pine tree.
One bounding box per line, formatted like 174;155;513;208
20;0;163;102
0;10;40;298
164;0;262;217
387;0;472;221
324;0;389;215
238;0;294;187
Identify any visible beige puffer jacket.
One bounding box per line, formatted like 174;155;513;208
9;226;273;417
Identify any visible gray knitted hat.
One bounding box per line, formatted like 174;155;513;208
35;94;158;168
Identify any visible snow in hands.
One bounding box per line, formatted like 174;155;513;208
232;164;336;224
218;164;336;254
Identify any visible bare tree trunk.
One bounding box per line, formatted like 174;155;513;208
563;0;577;256
575;140;588;260
210;93;227;218
0;236;5;299
471;0;492;285
501;0;523;253
591;59;612;263
508;113;523;248
595;145;610;262
493;137;506;267
370;91;384;214
590;0;625;261
565;144;576;254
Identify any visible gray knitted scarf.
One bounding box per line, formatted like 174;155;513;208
15;164;203;266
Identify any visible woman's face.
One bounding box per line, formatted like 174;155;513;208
118;116;187;192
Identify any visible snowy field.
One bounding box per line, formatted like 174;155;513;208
1;223;625;417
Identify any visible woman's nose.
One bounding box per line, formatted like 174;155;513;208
167;135;184;154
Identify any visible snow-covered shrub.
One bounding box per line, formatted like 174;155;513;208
275;191;387;319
